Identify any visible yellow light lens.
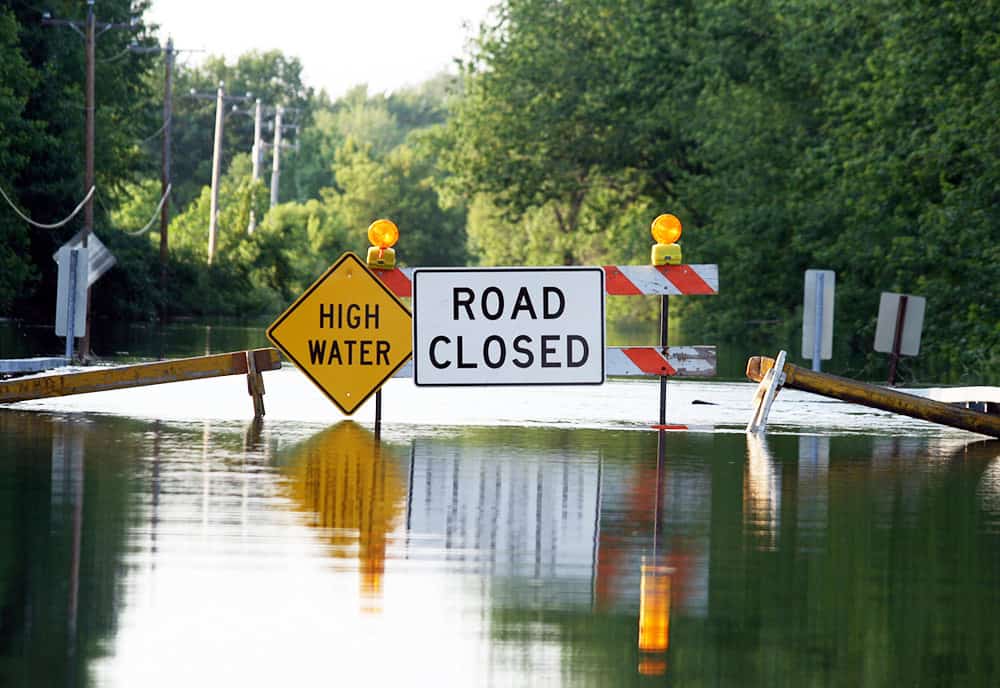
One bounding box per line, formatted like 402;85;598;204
651;214;682;244
367;219;399;249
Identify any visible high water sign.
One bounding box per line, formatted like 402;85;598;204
266;252;412;414
412;267;605;386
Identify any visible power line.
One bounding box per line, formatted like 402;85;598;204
0;183;95;230
125;184;172;237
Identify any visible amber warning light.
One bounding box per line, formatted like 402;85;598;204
650;213;682;266
367;219;399;269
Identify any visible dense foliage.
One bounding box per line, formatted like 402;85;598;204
0;1;996;381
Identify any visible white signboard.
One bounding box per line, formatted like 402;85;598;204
51;230;116;287
874;292;926;356
801;269;835;362
55;247;88;337
413;268;605;386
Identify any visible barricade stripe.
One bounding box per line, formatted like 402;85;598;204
374;268;414;297
602;266;644;295
659;264;716;294
623;347;677;376
376;264;718;297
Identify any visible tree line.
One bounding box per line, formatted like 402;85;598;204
1;1;996;381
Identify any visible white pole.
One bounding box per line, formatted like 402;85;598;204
207;82;225;264
248;98;262;234
270;105;283;208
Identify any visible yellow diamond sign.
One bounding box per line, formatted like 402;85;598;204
267;252;412;414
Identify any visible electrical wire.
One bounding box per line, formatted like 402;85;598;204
125;184;172;236
0;184;95;229
137;115;171;144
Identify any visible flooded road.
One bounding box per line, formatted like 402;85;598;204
1;371;998;686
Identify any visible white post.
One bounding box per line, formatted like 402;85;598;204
270;105;283;208
208;81;225;264
812;272;824;372
248;98;262;234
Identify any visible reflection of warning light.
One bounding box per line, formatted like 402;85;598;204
638;558;674;675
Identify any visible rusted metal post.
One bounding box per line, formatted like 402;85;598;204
246;350;266;418
886;294;908;386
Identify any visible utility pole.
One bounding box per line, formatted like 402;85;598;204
160;38;174;308
248;98;262;234
84;3;95;248
208;82;225;265
270;105;283;208
43;1;134;360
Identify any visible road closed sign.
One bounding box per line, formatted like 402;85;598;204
413;267;605;386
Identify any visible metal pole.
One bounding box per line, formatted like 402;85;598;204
270;105;283;208
887;295;908;386
208;82;225;264
248;98;262;234
65;250;78;360
374;389;383;438
658;295;669;426
160;38;174;316
79;2;96;360
811;272;824;372
83;3;95;247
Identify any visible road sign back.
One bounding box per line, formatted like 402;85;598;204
267;252;412;414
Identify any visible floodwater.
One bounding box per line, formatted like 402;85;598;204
1;362;999;686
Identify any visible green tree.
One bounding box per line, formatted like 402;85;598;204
442;0;698;264
0;8;39;312
332;137;467;266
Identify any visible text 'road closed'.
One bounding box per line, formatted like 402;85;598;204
413;268;605;386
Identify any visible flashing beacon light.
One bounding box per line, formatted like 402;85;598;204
650;213;683;266
366;219;399;269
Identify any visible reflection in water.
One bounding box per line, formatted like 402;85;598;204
797;435;829;552
2;408;999;687
282;422;405;612
744;434;780;550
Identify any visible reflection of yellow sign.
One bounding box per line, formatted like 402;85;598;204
283;422;405;611
267;252;412;414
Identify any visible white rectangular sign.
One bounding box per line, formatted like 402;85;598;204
413;267;605;386
874;292;925;356
51;230;116;287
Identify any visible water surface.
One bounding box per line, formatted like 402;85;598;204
1;372;997;686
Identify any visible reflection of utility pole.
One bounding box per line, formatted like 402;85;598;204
208;82;225;264
270;105;283;208
43;0;134;359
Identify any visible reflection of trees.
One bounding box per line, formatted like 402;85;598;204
281;422;405;611
0;412;137;687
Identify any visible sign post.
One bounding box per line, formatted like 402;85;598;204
55;247;89;359
412;267;605;386
801;269;835;371
267;252;413;414
874;292;925;385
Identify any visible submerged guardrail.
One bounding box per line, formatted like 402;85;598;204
0;348;281;418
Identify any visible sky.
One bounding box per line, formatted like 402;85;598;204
145;0;498;99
